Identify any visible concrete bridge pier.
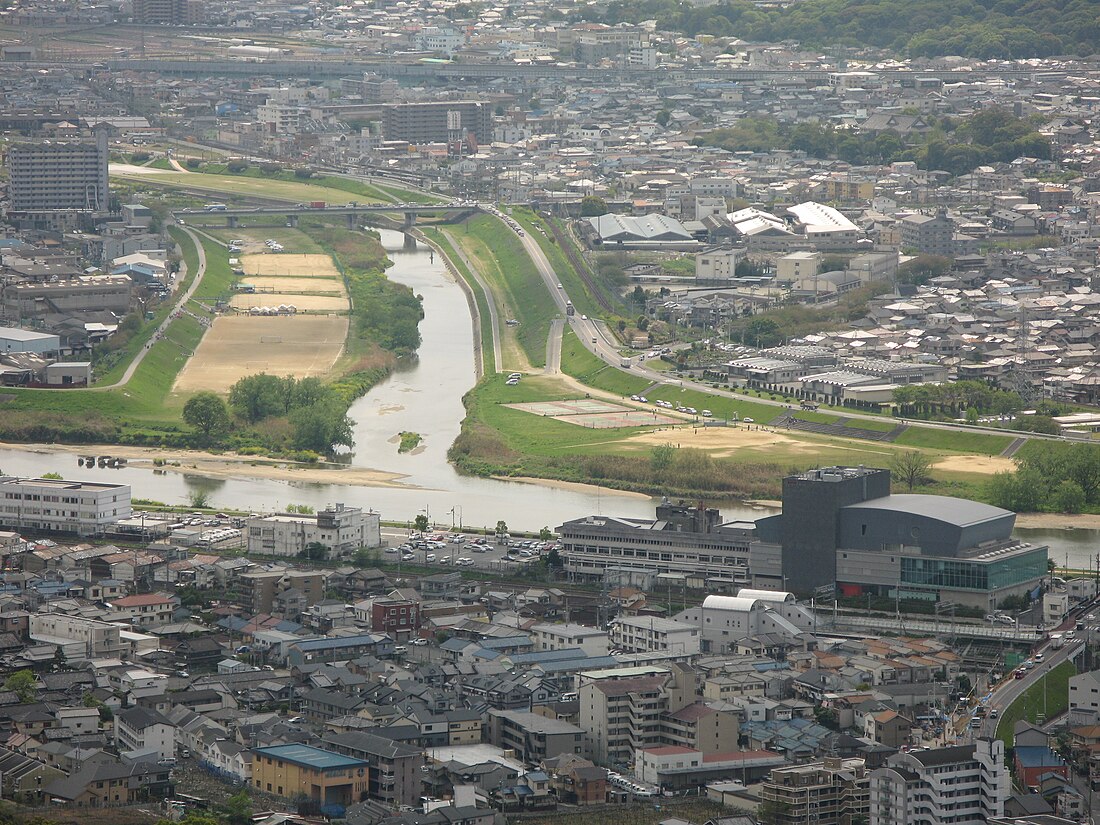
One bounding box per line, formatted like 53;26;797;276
403;211;417;228
403;232;417;250
346;212;358;229
227;215;239;228
286;214;299;227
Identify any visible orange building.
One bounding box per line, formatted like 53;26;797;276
252;744;368;807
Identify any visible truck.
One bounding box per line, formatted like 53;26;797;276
1051;632;1065;649
308;201;326;209
565;301;575;317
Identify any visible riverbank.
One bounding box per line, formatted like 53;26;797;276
1015;511;1100;529
3;441;412;487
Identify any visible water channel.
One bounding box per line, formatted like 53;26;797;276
0;229;1095;564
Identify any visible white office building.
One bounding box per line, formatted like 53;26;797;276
869;739;1008;825
29;613;124;659
695;246;744;284
0;477;130;536
610;615;700;655
530;623;610;657
246;503;380;558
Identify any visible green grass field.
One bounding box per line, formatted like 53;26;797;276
447;215;558;370
110;168;373;206
560;327;650;396
894;425;1013;454
511;207;606;319
421;227;496;375
995;660;1074;747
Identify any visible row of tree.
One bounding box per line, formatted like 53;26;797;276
694;109;1050;178
182;374;353;454
987;441;1100;513
892;381;1027;419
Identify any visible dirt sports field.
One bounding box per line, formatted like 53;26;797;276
243;276;346;294
229;294;349;311
240;253;341;278
507;398;680;429
174;315;348;393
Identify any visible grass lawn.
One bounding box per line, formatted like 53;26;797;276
190;235;235;304
110;168;372;206
995;660;1075;748
421;227;496;375
447;215;558;370
560;327;650;396
894;426;1013;454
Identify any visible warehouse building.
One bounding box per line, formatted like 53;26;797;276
0;327;60;355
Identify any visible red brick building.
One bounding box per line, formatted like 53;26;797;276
371;598;420;637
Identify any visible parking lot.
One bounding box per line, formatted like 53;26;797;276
378;528;552;572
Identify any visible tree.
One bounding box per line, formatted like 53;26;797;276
4;670;35;703
495;519;508;537
655;109;672;126
219;791;253;825
651;442;676;473
188;489;212;509
414;514;430;533
539;526;553;541
183;392;231;438
229;373;285;422
290;399;353;454
40;471;63;479
579;195;609;217
298;541;328;561
1051;479;1086;514
545;547;564;568
891;450;933;491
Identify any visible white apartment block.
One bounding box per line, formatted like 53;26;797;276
1069;669;1100;725
869;739;1008;825
0;477;130;536
246;503;381;558
115;706;175;759
531;623;610;657
610;615;700;655
695;246;743;283
256;103;305;136
7;131;109;212
29;613;124;659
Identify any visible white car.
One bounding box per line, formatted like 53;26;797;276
743;417;755;423
411;638;429;646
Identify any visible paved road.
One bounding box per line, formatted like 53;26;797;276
97;226;208;390
545;319;563;375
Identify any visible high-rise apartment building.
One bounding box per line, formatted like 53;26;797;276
132;0;205;25
869;739;1008;825
8;131;109;212
382;101;492;144
760;757;870;825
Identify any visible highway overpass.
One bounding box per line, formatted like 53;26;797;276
175;202;478;228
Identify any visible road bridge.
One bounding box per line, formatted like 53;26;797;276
176;203;478;229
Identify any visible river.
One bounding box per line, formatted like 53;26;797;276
0;229;1094;562
0;230;760;532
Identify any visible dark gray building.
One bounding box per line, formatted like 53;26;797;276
750;467;1047;608
382;101;492;144
321;731;425;807
486;709;586;764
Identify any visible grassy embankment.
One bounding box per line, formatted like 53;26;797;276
445;234;1016;500
442;214;558;371
510;207;609;319
419;226;496;375
995;660;1075;748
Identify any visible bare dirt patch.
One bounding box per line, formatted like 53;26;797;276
932;455;1014;475
174;315;348;393
241;276;345;295
229;294;348;311
240;253;341;278
626;425;817;457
